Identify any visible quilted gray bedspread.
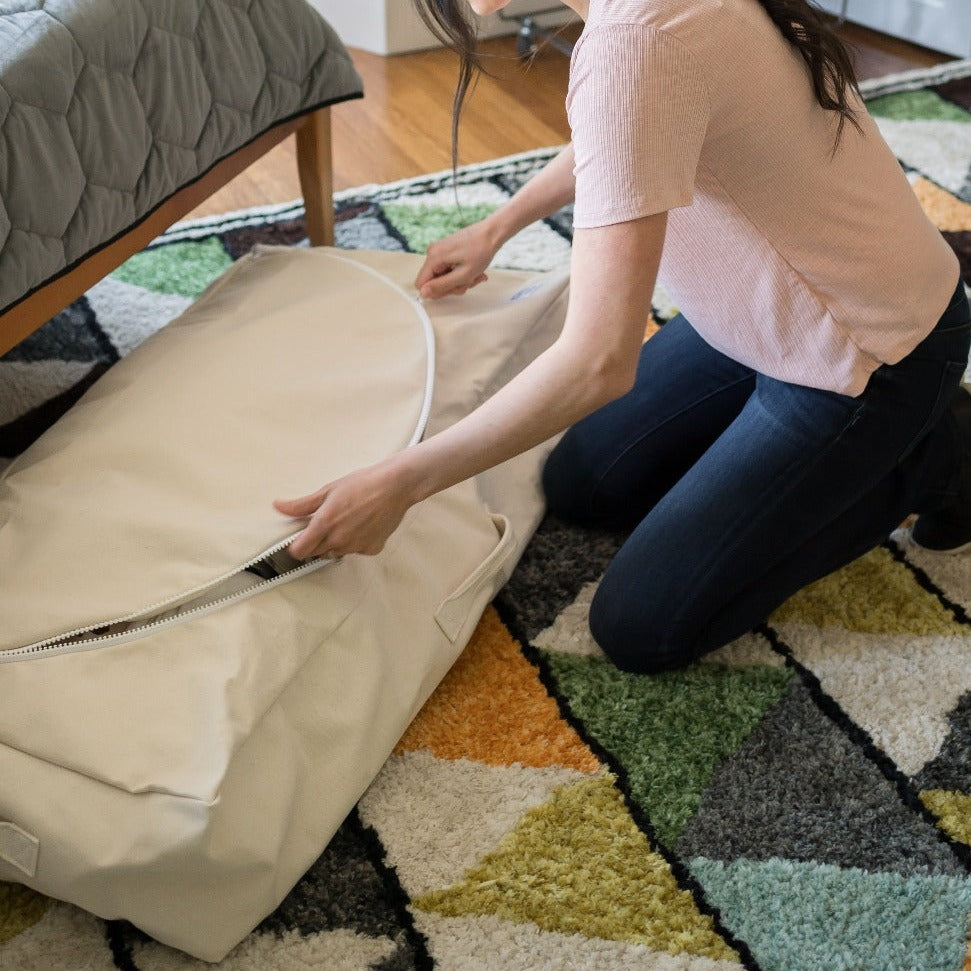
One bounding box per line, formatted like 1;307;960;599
0;0;363;317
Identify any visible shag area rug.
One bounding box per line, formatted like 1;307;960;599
3;60;971;971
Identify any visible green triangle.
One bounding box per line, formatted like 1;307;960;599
771;546;964;635
415;776;737;962
544;653;792;848
112;238;232;298
867;89;971;123
689;856;971;971
381;202;499;254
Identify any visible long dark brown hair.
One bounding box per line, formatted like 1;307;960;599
413;0;862;164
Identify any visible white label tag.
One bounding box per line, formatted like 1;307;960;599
0;821;39;877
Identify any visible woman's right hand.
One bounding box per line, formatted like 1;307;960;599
415;218;503;300
415;145;576;300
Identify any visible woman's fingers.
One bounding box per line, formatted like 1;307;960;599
419;267;489;300
287;523;329;560
275;459;409;562
415;225;494;298
273;491;331;560
419;264;463;299
415;261;450;292
273;491;325;517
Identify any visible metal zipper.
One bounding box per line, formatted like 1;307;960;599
0;536;331;662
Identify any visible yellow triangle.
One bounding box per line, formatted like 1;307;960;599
0;882;47;945
920;789;971;846
396;607;600;773
771;546;964;635
414;775;737;962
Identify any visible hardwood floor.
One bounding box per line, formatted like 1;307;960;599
189;21;956;220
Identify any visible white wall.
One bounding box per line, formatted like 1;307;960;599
307;0;577;55
814;0;969;57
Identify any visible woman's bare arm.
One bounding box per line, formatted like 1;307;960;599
277;211;667;559
415;145;578;299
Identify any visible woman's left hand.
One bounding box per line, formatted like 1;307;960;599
273;459;413;561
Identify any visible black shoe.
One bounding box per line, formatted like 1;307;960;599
911;385;971;553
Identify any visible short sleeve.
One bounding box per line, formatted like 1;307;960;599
568;23;711;228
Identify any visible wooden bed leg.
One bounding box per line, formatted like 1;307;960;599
296;107;335;247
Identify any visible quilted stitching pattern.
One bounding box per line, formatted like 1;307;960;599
0;0;363;315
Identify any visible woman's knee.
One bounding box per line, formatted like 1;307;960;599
588;571;700;674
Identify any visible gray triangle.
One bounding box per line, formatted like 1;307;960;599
914;692;971;794
1;300;111;365
496;515;626;641
675;679;965;877
256;810;415;943
959;165;971;204
0;359;97;426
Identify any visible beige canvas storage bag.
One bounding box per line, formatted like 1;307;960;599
0;246;569;961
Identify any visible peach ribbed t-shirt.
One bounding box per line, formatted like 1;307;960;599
567;0;960;395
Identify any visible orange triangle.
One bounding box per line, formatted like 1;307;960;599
396;607;600;773
912;176;971;232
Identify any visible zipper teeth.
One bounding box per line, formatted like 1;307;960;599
4;557;328;661
5;535;308;659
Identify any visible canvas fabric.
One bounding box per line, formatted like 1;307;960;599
0;247;569;961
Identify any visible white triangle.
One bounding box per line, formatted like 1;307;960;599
86;275;192;358
874;116;971;197
494;221;572;273
892;526;971;615
380;181;510;210
775;621;971;776
702;631;784;668
652;279;680;320
132;927;396;970
533;581;605;658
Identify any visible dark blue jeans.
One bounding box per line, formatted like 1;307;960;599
543;278;971;673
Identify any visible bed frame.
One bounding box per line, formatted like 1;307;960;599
0;107;335;359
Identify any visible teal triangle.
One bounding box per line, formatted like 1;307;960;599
542;651;792;847
867;89;971;123
112;238;232;298
381;202;498;254
689;856;971;971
